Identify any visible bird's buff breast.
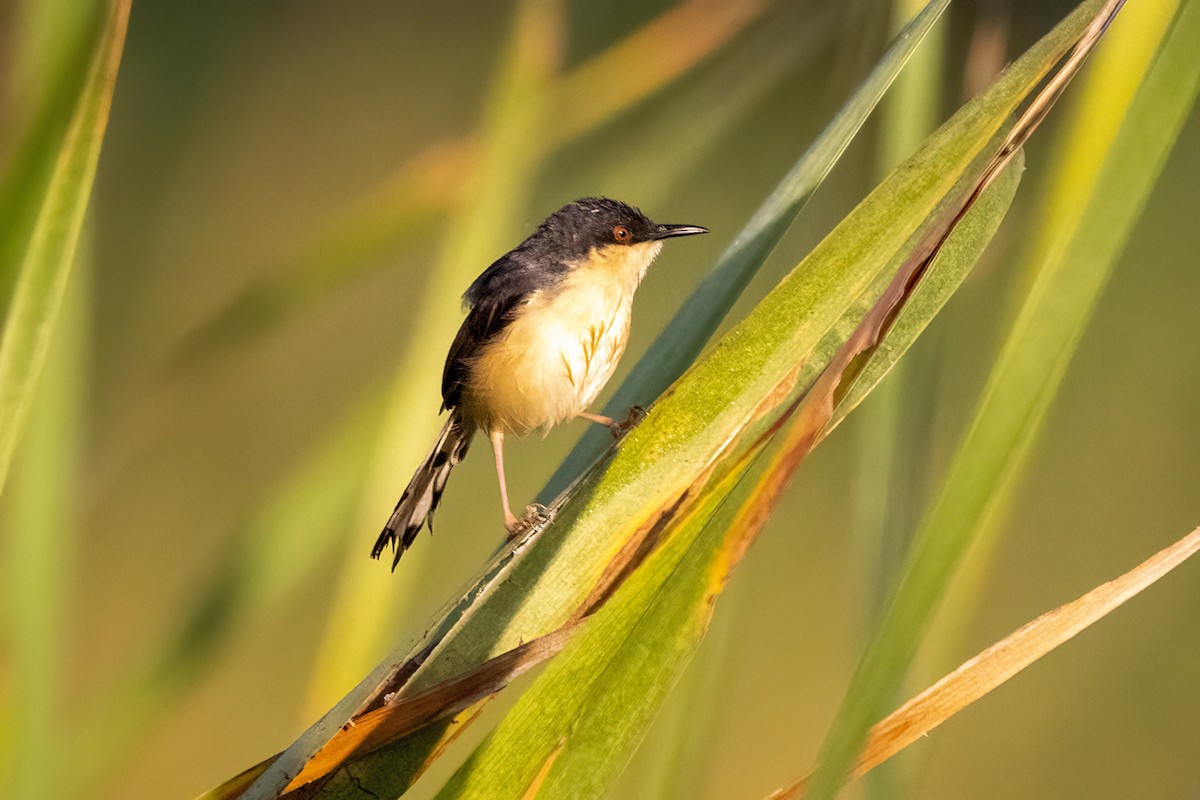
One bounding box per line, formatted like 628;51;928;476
463;242;659;435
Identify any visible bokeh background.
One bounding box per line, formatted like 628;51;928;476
1;1;1198;798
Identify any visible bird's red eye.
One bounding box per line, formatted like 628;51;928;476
612;225;632;243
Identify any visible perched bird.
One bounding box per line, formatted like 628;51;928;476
370;197;707;569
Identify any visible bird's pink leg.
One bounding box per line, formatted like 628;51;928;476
489;429;520;532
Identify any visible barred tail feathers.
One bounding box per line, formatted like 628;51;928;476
371;413;473;569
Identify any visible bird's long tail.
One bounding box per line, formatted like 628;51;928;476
371;412;474;569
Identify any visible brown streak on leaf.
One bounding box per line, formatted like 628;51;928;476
522;737;569;799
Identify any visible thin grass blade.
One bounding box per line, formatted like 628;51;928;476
0;0;129;497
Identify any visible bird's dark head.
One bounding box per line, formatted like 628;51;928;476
513;196;705;291
534;197;708;258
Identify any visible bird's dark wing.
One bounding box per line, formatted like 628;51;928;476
441;251;545;410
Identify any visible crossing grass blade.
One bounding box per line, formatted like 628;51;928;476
805;0;1199;795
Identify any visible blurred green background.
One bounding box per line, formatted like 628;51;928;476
1;1;1198;798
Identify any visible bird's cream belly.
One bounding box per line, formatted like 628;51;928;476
463;281;633;435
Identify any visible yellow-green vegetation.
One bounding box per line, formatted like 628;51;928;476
1;2;1197;800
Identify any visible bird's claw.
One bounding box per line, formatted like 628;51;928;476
607;405;646;439
506;503;550;540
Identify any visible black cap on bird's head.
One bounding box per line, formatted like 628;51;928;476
531;197;707;260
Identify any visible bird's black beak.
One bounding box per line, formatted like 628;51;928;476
648;224;708;240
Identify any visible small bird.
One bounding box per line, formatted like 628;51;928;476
371;197;707;569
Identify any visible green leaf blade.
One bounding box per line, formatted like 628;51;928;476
0;0;129;496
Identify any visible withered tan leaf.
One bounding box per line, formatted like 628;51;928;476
770;525;1200;799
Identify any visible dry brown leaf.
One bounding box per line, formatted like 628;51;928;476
278;623;583;794
770;525;1200;799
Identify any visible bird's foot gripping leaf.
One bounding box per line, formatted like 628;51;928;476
506;503;552;541
618;404;646;435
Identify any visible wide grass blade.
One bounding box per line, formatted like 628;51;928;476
806;1;1197;795
430;149;1022;800
771;525;1200;798
0;0;130;497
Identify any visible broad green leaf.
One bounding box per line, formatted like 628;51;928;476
434;149;1022;800
0;0;129;496
260;2;1096;797
807;1;1196;795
